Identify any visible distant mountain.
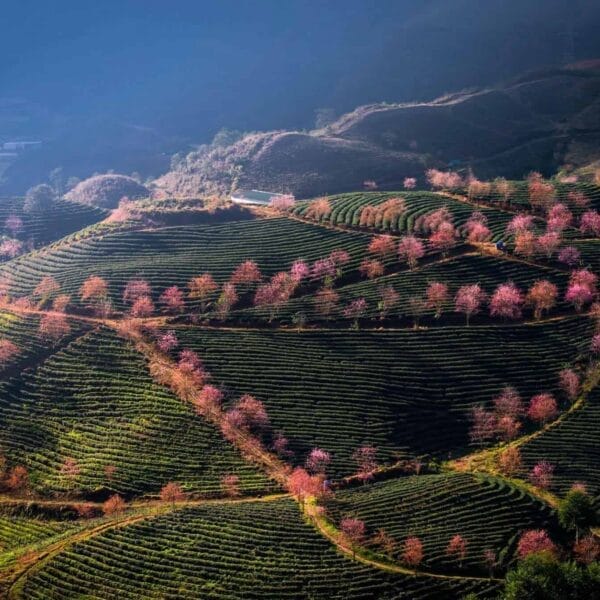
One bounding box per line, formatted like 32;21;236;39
156;64;600;199
0;109;186;195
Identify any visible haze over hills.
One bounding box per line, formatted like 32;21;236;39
156;64;600;199
2;0;600;195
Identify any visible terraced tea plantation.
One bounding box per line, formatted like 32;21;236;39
0;197;107;247
327;473;556;573
0;327;272;497
1;218;372;312
235;252;570;325
293;191;512;239
173;318;591;474
15;499;499;600
0;184;598;599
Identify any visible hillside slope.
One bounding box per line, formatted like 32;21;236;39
155;65;600;198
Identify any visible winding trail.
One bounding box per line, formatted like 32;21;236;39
446;362;600;509
303;501;502;583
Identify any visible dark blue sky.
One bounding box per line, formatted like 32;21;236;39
2;0;599;140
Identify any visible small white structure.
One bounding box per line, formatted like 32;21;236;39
231;189;285;206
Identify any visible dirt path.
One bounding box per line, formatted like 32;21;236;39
304;501;502;583
447;363;600;508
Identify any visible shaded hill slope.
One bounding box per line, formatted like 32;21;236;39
156;65;600;198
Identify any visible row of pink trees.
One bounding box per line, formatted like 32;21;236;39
470;387;561;446
338;518;473;569
331;272;591;328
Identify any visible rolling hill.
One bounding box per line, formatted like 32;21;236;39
0;177;598;598
155;65;600;198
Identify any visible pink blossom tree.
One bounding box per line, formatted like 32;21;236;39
426;169;463;190
570;269;597;294
466;220;491;243
272;432;293;458
426;281;449;318
340;518;366;557
343;297;367;328
517;529;557;558
0;339;19;366
221;474;241;498
402;536;424;567
314;287;339;320
305;448;332;475
52;294;70;313
568;190;590;208
230;260;262;287
566;283;593;312
290;260;310;283
559;368;580;402
368;234;396;257
498;446;522;476
573;536;600;564
467;178;492;199
494;178;514;205
558;246;581;267
527;393;558;424
188;274;218;313
359;259;384;279
130;295;154;317
397;235;425;269
311;258;336;283
506;214;535;236
194;385;223;417
123;278;151;305
0;239;23;258
422;207;452;233
536;231;561;258
235;394;270;431
79;275;110;314
5;215;23;237
565;269;596;311
39;313;71;341
489;282;524;320
378;286;399;319
526;280;558;320
352;445;378;482
305;197;332;221
580;210;600;237
529;461;555;489
33;276;60;302
547;203;572;232
455;284;486;325
215;282;238;320
496;415;522;440
429;221;456;256
514;231;537;258
159;286;185;313
157;330;178;353
287;467;324;504
329;249;350;274
528;176;555;212
446;534;468;567
493;386;524;418
403;177;417;190
469;406;496;445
